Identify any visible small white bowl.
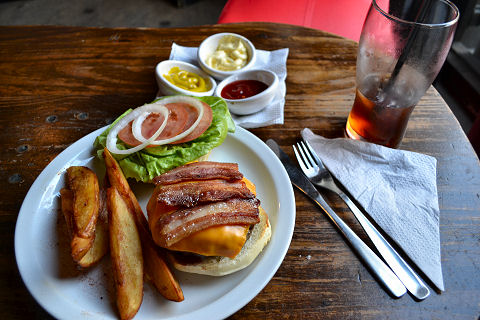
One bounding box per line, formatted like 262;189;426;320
197;33;256;80
215;69;279;115
155;60;216;97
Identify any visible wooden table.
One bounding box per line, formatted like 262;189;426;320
1;23;479;319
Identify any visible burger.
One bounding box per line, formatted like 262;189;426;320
146;161;272;276
94;95;271;275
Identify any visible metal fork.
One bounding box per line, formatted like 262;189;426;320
293;140;430;300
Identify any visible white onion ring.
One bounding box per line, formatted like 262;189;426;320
130;103;173;143
131;112;151;143
134;96;205;146
106;104;169;155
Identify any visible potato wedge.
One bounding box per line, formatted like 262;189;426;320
66;166;100;238
60;188;95;262
60;188;108;266
103;148;184;302
78;189;109;268
102;149;147;230
143;240;184;301
108;187;143;320
71;234;95;263
60;188;75;235
77;218;108;268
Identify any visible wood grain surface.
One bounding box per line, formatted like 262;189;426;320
0;23;479;319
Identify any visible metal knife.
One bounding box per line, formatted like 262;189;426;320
266;139;407;298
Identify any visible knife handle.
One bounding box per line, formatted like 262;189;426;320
313;193;407;298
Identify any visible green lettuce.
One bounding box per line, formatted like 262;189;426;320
93;96;235;183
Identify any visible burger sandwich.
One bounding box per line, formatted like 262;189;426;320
147;161;272;276
94;95;271;276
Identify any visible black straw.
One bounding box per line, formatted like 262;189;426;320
384;0;433;93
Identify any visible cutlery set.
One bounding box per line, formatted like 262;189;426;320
266;139;430;299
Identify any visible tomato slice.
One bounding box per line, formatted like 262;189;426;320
117;101;213;147
117;121;141;147
118;103;189;146
156;103;189;139
171;102;213;144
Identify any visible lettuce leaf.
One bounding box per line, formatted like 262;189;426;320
93;96;234;183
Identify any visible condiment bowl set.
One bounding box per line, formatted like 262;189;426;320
157;33;278;115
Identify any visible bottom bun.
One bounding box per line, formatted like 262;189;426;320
168;207;271;276
195;152;211;162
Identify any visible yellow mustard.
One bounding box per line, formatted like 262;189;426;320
206;35;249;71
164;67;210;92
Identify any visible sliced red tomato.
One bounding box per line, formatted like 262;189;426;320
117;101;213;147
171;101;213;144
118;103;189;146
117;121;139;147
142;106;188;140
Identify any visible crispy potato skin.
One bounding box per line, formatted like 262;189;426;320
143;238;184;301
60;187;108;267
103;149;148;230
76;217;108;268
103;148;184;302
66;166;100;239
108;187;144;320
60;189;75;235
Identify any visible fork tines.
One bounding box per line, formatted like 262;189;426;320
294;140;318;170
293;143;308;172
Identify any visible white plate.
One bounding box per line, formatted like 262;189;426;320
15;126;296;320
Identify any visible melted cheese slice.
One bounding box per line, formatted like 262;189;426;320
168;225;249;258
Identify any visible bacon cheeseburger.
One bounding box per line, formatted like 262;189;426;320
146;161;271;276
94;96;235;183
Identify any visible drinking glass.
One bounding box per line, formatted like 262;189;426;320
345;0;459;148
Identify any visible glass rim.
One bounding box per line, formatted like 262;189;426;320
372;0;459;28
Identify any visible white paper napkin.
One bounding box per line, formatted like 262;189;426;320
301;128;444;291
169;43;289;128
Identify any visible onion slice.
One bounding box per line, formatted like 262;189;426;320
106;104;169;155
130;102;175;143
133;96;205;146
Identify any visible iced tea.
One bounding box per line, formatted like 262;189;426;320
345;88;415;148
347;0;458;148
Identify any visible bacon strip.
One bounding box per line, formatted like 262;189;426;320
156;179;255;207
153;161;243;185
154;198;260;247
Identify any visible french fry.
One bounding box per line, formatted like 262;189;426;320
108;187;143;320
103;148;184;302
60;188;108;267
66;166;100;239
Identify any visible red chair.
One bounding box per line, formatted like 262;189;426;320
218;0;372;42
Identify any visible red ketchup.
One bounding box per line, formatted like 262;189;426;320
221;80;269;100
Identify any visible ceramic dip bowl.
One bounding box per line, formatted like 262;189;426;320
215;69;278;115
197;33;256;80
155;60;216;97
